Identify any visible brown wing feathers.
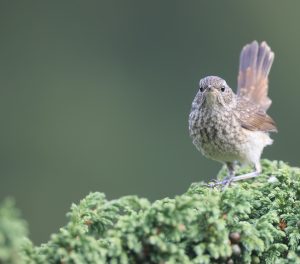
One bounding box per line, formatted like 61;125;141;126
237;98;277;132
236;41;277;132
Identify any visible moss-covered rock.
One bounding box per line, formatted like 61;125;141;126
2;160;300;263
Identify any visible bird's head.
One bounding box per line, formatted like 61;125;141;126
195;76;235;108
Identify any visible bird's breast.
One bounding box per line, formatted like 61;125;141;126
189;107;247;161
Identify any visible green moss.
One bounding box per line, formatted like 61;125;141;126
3;160;300;263
0;199;28;264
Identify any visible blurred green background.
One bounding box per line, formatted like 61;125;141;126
0;1;298;244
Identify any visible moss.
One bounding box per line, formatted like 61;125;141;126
0;199;28;264
2;160;300;263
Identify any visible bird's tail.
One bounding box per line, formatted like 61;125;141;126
237;41;274;111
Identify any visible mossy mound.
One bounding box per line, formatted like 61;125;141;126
0;199;28;264
2;160;300;263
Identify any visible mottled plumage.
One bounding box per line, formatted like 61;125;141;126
189;41;277;185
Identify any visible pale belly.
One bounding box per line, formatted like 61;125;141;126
191;125;272;165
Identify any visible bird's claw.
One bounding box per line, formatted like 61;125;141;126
205;177;233;189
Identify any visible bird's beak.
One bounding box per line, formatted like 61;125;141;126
206;86;218;94
204;86;218;104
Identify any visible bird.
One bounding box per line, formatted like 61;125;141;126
188;41;277;186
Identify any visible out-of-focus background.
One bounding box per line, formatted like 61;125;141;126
0;1;298;244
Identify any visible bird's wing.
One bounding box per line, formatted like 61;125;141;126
237;41;274;111
235;97;277;132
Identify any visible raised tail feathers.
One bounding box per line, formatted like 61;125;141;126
237;41;274;111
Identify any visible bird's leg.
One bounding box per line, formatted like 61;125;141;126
207;162;261;188
226;162;235;178
207;162;235;188
220;162;235;188
230;162;261;182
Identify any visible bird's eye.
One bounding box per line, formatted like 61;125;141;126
221;85;226;92
199;87;204;92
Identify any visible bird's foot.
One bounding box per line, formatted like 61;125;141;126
206;176;234;189
206;170;261;189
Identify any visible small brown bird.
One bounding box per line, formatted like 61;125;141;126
189;41;277;186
